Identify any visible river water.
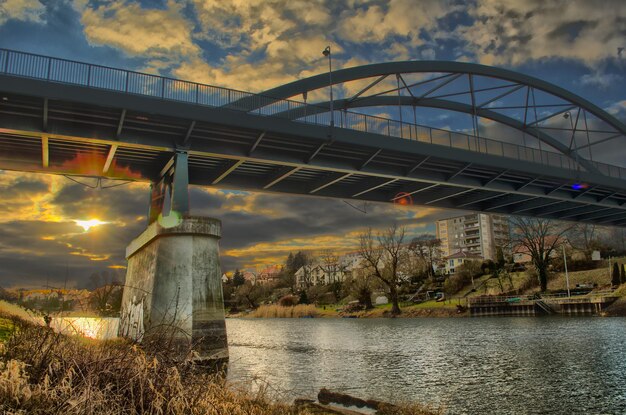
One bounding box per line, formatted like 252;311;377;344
226;317;626;414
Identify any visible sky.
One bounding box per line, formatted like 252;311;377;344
0;0;625;289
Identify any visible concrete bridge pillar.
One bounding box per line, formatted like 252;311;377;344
119;151;228;365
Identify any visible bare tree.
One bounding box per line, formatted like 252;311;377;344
343;270;377;309
234;280;266;309
89;271;122;316
567;223;601;260
409;234;441;280
295;258;315;289
359;224;406;315
510;217;572;292
320;250;343;284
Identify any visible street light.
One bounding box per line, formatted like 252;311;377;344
564;111;588;190
322;46;334;128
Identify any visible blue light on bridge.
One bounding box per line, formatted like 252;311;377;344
571;183;589;190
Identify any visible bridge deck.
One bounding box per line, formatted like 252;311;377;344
1;49;626;226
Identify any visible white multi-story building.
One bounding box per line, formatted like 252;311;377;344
436;213;509;260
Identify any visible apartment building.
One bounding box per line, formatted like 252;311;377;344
436;213;510;260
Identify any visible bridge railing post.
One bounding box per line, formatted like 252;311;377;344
2;50;8;74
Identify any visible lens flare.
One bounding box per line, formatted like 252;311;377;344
393;192;413;206
75;219;107;231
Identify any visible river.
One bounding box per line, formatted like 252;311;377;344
226;317;626;414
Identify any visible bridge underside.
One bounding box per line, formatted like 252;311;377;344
1;75;626;227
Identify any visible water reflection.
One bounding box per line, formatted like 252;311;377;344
226;317;626;414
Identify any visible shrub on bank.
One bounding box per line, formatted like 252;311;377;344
249;304;318;318
278;295;299;307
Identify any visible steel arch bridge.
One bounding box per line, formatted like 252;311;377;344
1;48;626;226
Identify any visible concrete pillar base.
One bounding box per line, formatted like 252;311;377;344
119;216;228;364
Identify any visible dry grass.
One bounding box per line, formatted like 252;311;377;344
249;304;319;318
0;300;41;324
0;313;313;415
0;312;441;415
548;268;612;291
0;300;442;415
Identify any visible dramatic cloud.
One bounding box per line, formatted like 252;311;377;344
78;0;200;71
459;0;626;66
0;0;46;25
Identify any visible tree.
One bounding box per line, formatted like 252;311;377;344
234;281;265;309
329;280;343;303
567;223;603;260
409;234;441;281
359;224;407;315
89;271;122;316
612;262;621;286
320;250;343;285
510;217;572;292
0;286;17;302
342;272;375;309
445;260;483;295
286;251;309;274
232;269;245;286
298;290;309;305
621;264;625;285
496;246;506;269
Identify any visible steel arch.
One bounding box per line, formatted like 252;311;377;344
251;61;626;176
259;61;626;135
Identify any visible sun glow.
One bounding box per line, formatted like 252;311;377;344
75;219;107;231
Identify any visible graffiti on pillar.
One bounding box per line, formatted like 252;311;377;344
119;295;145;342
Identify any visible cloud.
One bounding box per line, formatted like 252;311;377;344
458;0;626;66
580;72;623;90
79;0;199;69
606;100;626;120
338;0;454;46
0;0;45;25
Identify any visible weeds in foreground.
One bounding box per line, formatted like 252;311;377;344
0;311;441;415
0;313;305;415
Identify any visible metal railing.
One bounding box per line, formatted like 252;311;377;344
1;48;624;179
468;295;536;305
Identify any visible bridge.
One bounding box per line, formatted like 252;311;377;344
1;49;625;363
1;49;625;226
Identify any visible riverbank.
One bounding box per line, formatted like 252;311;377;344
231;266;626;319
0;307;440;415
229;300;465;319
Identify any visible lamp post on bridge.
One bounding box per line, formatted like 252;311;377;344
564;111;588;190
322;46;334;129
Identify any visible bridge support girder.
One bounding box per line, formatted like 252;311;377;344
121;151;228;366
148;151;190;225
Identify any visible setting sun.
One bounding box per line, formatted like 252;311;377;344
75;219;107;232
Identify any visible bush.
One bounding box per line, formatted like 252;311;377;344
249;304;318;318
443;275;466;295
518;271;540;293
551;257;597;272
298;290;309;305
612;262;621;286
278;295;298;307
481;260;495;274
